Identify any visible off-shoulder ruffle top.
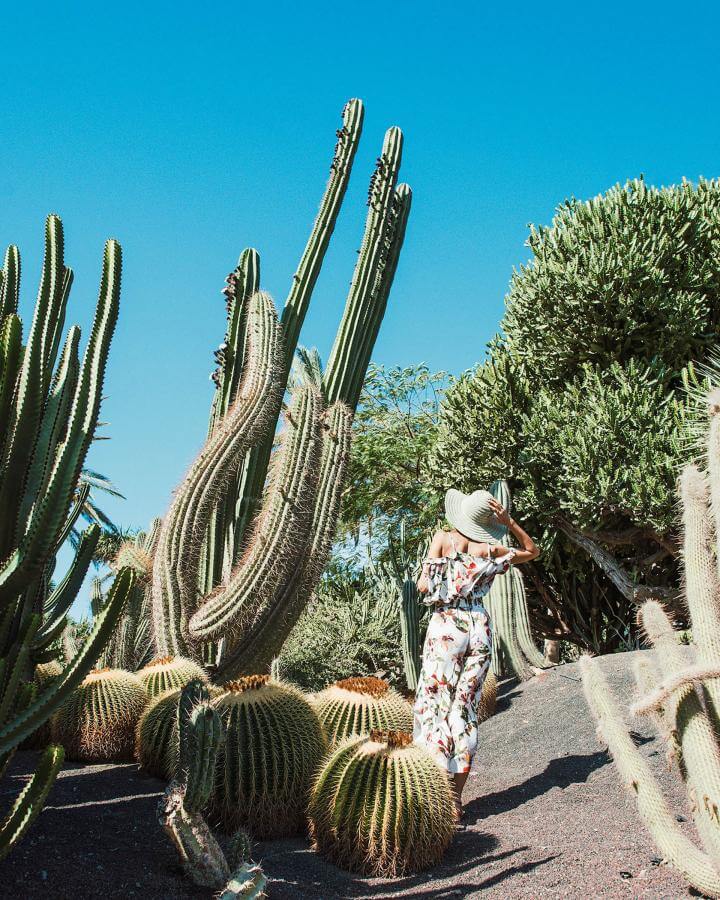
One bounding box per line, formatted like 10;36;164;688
421;545;516;607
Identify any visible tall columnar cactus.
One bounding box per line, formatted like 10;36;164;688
209;675;327;837
485;479;547;679
580;388;720;897
0;217;135;859
308;729;456;877
158;680;267;896
51;667;148;762
312;676;413;745
150;99;411;678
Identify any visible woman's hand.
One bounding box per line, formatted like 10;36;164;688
489;497;512;526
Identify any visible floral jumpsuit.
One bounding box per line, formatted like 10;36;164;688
413;541;516;774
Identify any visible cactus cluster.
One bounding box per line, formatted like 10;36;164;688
209;675;327;837
158;681;267;896
136;688;182;779
581;388;720;898
308;729;456;877
51;668;148;762
312;676;413;745
150;99;411;679
0;217;135;860
137;655;207;698
485;480;548;679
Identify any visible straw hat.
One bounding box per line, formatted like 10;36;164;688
444;488;508;545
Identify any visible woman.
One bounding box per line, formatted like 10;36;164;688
414;487;539;822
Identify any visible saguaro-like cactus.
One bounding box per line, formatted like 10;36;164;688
150;100;411;678
485;479;547;679
0;217;135;859
581;388;720;898
158;680;267;896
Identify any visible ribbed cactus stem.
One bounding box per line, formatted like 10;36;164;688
581;655;720;897
218;863;267;899
189;385;322;647
183;702;224;814
681;462;720;732
152;292;283;657
399;579;421;691
641;600;720;861
633;656;682;771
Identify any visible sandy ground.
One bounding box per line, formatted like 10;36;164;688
0;650;698;899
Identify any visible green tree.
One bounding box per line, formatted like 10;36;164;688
428;178;720;652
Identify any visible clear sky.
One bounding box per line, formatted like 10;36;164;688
3;1;720;614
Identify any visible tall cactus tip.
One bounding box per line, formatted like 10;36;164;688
679;464;707;500
707;387;720;416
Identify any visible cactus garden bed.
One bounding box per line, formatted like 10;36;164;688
0;651;693;899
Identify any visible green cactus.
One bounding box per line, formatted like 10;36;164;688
209;675;326;837
580;391;720;896
150;99;410;677
136;687;182;779
137;655;208;699
20;660;64;750
0;217;134;858
51;667;148;762
158;681;267;895
308;729;456;877
312;676;413;746
485;479;547;679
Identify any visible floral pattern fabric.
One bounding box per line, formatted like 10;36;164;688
413;545;515;774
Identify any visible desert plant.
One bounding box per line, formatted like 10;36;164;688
0;216;136;859
51;667;148;762
312;676;413;745
157;680;267;896
137;655;208;698
308;729;456;876
20;660;64;750
581;387;720;897
209;675;326;838
136;687;182;779
150;99;411;680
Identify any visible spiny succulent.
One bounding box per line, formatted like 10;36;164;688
51;668;148;762
312;675;413;746
209;677;326;837
478;671;498;722
137;655;208;698
21;661;65;750
114;541;153;581
309;729;456;876
136;687;181;779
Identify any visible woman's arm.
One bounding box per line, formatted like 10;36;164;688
417;529;446;594
488;498;539;564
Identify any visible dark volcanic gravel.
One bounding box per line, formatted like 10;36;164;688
0;651;697;898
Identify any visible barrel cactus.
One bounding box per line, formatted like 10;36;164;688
138;655;207;698
210;675;326;837
136;687;181;778
309;729;456;877
478;670;498;722
312;676;413;745
52;668;148;761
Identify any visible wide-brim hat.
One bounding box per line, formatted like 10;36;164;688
444;488;508;545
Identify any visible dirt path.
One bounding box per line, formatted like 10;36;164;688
0;651;696;898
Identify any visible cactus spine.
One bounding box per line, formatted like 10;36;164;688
138;655;208;698
136;687;182;779
485;479;547;679
210;675;327;837
150;100;410;677
312;676;413;745
308;730;456;876
0;217;134;858
580;388;720;897
158;681;267;895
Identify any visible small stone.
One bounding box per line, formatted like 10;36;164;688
40;871;47;881
620;871;632;880
676;814;687;822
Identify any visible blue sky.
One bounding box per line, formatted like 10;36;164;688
3;1;720;613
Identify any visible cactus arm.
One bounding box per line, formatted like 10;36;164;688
218;864;268;899
189;385;322;646
0;567;135;755
580;655;720;897
280;98;364;371
52;482;91;553
0;743;64;862
0;238;121;600
0;315;22;440
43;267;72;388
216;401;352;678
0;245;20;321
152;291;283;657
323;126;403;406
399;579;422;691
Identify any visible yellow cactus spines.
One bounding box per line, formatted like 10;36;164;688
308;730;456;877
51;668;148;762
312;676;413;746
478;670;498;723
137;655;208;698
136;687;181;779
210;678;326;838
